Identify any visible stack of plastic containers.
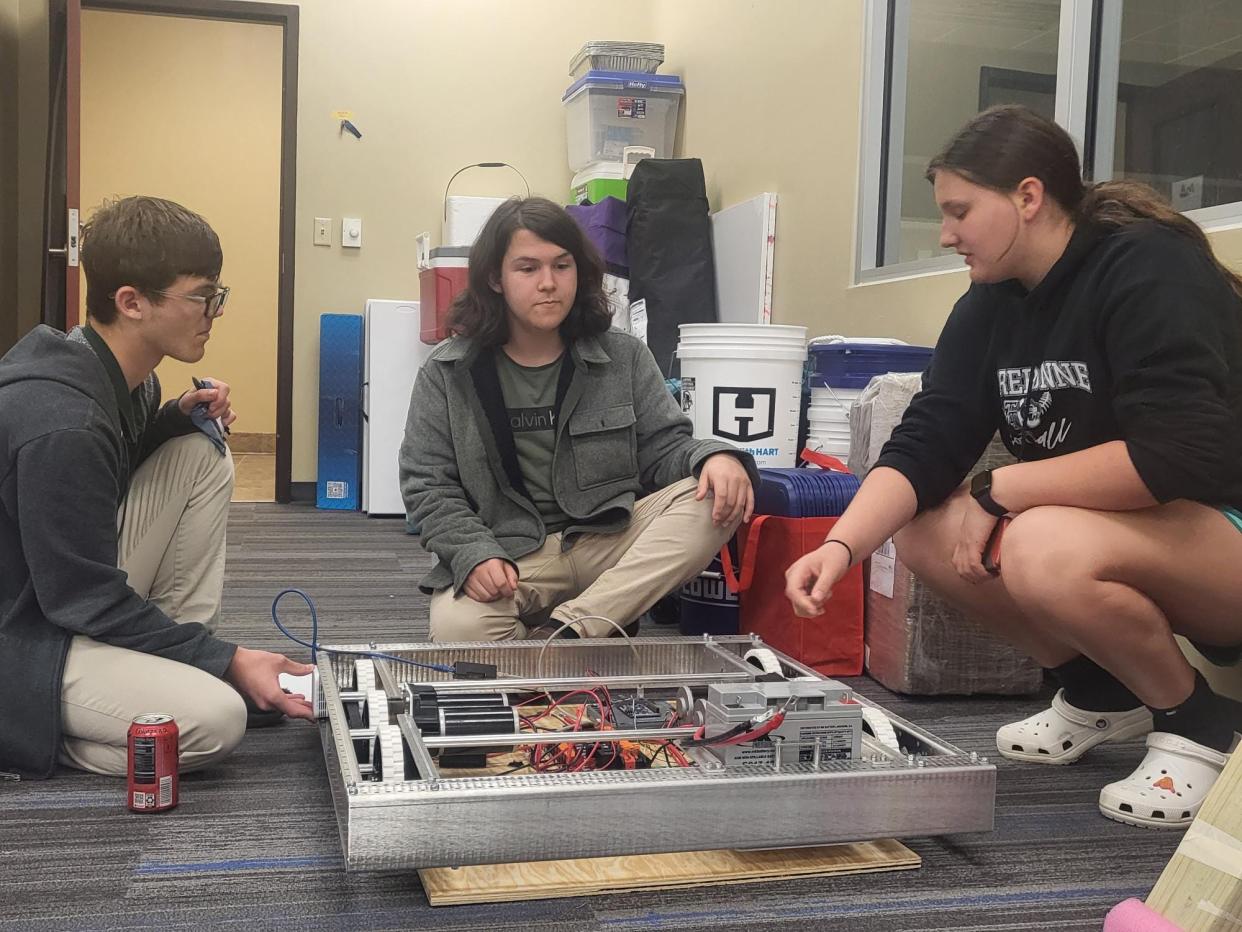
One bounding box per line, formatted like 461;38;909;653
806;339;934;459
562;41;678;204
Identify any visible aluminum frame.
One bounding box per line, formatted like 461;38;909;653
317;635;995;871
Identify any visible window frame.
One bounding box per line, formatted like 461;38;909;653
856;0;1242;286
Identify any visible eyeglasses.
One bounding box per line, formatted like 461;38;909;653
147;285;231;319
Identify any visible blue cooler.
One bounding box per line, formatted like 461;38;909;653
678;555;740;636
679;458;862;636
754;464;861;518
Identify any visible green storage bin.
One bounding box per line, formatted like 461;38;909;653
571;176;628;204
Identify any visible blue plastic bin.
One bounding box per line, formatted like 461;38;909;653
808;342;933;389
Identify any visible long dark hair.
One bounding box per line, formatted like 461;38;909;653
927;104;1242;298
447;196;612;346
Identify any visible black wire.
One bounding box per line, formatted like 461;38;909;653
681;720;751;749
653;743;674;768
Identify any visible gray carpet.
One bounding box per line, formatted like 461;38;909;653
0;504;1183;931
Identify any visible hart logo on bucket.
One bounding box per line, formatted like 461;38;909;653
677;323;808;468
713;387;776;442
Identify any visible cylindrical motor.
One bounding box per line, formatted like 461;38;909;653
438;707;520;737
433;707;521;761
406;688;511;720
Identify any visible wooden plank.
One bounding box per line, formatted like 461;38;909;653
1147;745;1242;931
420;838;919;906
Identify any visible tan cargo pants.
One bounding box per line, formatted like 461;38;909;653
58;433;247;776
429;477;741;641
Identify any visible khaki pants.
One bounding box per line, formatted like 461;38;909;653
58;434;246;776
430;477;741;641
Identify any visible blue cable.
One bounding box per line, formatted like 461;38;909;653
270;588;455;674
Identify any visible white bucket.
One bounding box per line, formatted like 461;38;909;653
806;434;850;457
676;323;807;468
805;384;862;461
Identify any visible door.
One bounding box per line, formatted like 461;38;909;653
44;0;298;502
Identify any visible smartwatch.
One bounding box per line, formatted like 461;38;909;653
970;469;1009;518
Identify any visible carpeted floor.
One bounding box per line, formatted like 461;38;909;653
0;504;1184;931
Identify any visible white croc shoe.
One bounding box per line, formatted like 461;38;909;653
1099;732;1232;829
996;689;1153;765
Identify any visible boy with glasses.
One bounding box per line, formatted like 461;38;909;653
0;195;312;781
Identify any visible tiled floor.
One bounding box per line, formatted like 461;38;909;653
232;451;275;502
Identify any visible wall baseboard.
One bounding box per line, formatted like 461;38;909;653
290;481;315;502
229;432;277;453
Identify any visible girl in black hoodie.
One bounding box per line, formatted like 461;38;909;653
786;105;1242;829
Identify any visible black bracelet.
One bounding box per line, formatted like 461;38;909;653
823;538;854;566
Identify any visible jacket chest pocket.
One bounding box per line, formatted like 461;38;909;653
567;404;637;489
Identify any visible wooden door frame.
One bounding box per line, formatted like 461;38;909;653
83;0;299;503
42;0;80;332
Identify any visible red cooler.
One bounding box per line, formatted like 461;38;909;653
419;245;470;345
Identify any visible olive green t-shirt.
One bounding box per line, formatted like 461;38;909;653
494;349;569;531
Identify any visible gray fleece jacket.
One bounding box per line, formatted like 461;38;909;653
400;330;758;593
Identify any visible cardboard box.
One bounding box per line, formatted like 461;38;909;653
853;373;1042;696
864;547;1044;695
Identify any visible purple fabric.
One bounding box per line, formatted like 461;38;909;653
566;196;627;273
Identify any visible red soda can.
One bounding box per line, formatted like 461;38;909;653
127;713;179;812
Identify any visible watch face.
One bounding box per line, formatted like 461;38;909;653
971;471;990;496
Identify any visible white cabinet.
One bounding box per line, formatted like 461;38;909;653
362;299;432;516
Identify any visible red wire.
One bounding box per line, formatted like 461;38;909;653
711;710;787;747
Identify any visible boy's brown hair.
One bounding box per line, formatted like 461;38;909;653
80;196;222;324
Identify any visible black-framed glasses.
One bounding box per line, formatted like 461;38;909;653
147;285;231;319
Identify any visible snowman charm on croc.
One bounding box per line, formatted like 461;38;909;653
1098;731;1235;829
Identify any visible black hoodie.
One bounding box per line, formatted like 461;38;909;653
876;221;1242;513
0;325;237;779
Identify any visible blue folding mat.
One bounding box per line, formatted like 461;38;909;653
316;314;365;510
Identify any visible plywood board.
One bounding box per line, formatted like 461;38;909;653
1147;746;1242;931
420;838;919;906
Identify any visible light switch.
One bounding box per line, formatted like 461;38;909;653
342;217;362;248
313;217;331;246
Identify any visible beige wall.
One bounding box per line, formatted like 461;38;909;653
80;9;283;432
0;0;17;356
285;0;654;479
